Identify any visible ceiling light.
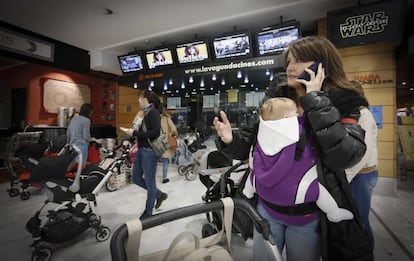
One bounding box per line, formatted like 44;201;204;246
244;75;249;83
133;82;138;88
189;76;194;83
212;74;217;81
265;69;270;76
169;78;173;85
221;78;226;86
237;71;242;79
200;78;205;87
181;81;185;89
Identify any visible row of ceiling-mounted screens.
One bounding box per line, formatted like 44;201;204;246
118;22;300;74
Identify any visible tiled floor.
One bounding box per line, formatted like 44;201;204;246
0;139;413;261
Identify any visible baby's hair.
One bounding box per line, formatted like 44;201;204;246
260;97;297;121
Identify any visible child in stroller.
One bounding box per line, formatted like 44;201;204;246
25;144;115;261
198;150;254;241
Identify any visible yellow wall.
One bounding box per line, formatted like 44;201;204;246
117;86;140;142
319;19;397;178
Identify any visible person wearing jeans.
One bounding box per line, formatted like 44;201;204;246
132;147;166;215
121;90;168;219
346;82;379;248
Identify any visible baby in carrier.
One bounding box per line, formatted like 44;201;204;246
243;97;353;223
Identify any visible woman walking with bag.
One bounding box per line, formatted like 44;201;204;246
121;90;168;219
160;107;178;183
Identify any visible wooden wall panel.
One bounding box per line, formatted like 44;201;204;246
378;124;396;142
378;141;396;159
377;159;396;178
342;53;395;72
117;86;139;142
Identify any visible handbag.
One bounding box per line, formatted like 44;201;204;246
125;197;235;261
142;121;170;157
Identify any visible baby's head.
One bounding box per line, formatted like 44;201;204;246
260;97;297;121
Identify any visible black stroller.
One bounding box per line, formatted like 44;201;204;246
198;150;254;241
25;144;115;261
7;134;68;201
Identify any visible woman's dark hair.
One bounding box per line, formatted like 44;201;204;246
140;89;161;110
79;103;93;118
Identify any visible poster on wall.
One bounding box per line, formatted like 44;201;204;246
43;79;91;113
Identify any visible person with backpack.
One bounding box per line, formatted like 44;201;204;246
214;36;373;261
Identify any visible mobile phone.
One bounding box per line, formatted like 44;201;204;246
298;62;322;81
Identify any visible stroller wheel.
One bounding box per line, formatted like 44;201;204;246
177;165;187;176
8;188;19;197
186;169;197;181
20;191;31;200
96;226;111;242
31;247;52;261
202;223;217;238
105;176;118;192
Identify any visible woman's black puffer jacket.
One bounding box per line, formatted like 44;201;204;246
217;88;366;169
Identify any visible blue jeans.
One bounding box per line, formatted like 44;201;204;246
73;142;88;165
253;203;321;261
161;157;169;180
350;170;378;248
132;147;162;215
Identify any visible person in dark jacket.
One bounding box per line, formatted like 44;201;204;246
213;36;372;261
121;90;168;219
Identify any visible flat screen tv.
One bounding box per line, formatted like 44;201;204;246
145;47;174;69
212;32;251;59
327;0;406;48
118;53;144;73
175;40;210;64
256;22;300;56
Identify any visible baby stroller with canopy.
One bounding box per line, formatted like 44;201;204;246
25;144;115;261
198;150;254;241
4;132;67;201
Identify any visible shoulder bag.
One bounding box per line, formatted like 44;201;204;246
142;120;170;157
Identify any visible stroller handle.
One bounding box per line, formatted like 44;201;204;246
110;198;275;261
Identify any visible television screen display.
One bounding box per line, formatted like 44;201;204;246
118;53;144;73
257;23;300;55
212;32;251;59
145;47;174;69
176;40;209;64
327;0;405;48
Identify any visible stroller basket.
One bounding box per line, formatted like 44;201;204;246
110;198;282;261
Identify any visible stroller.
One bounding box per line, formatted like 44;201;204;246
102;142;138;192
6;134;68;200
176;133;209;181
110;198;282;261
25;144;116;261
198;150;254;241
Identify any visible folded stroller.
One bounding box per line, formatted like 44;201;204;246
25;144;116;261
198;150;254;241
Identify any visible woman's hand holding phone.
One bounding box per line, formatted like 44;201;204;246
213;111;233;144
296;62;326;93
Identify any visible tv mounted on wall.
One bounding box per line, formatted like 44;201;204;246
212;31;251;59
175;40;210;64
118;53;144;73
145;47;174;69
256;22;300;56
